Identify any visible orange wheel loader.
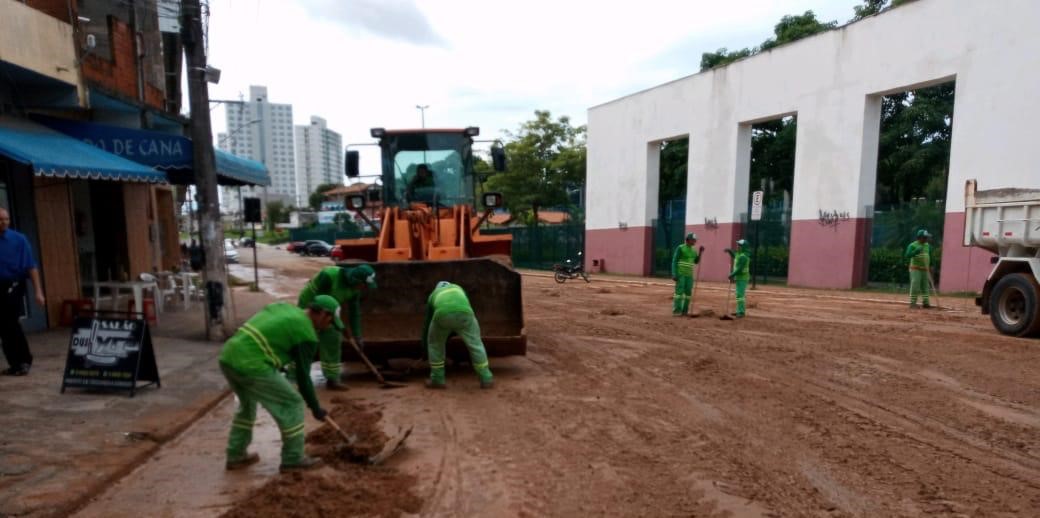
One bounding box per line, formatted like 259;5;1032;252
335;127;524;362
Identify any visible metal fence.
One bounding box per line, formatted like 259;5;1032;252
651;217;685;277
739;206;792;285
484;223;585;270
292;223;586;271
867;201;945;285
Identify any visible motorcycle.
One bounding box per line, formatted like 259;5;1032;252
553;252;590;283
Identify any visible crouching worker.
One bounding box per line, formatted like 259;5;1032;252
422;281;493;390
218;296;343;472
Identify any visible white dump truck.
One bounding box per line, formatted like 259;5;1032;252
963;179;1040;336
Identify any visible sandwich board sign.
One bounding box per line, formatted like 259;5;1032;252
751;191;764;221
61;317;161;397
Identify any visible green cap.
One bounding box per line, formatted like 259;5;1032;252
344;264;377;289
685;232;697;241
916;229;930;238
309;294;344;330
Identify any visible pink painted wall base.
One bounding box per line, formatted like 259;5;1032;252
788;218;871;289
686;223;743;282
585;226;653;276
939;211;995;293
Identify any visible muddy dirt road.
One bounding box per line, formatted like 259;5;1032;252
77;247;1040;516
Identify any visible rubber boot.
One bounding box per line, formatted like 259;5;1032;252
325;380;349;391
279;456;323;473
425;379;446;389
226;452;260;471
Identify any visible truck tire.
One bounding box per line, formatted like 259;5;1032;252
988;273;1040;337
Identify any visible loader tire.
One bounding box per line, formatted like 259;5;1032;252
988;273;1040;337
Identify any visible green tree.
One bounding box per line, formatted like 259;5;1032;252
265;201;289;231
760;11;837;51
874;83;955;207
749;117;797;208
484;110;586;223
851;0;910;21
700;47;753;70
658;139;688;205
308;183;343;210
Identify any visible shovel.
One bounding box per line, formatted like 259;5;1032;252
720;281;736;321
324;415;413;465
343;336;408;389
926;268;942;309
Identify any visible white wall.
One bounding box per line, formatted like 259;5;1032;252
587;0;1040;230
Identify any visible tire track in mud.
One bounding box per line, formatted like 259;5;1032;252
544;283;1040;515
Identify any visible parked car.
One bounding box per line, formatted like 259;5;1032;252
303;241;333;257
224;240;239;263
286;241;306;253
240;237;255;248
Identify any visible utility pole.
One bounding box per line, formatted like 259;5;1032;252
182;0;232;340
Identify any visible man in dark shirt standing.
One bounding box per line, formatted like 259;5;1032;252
0;207;45;376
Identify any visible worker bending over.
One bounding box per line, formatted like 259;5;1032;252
297;264;376;389
422;281;493;390
218;297;341;473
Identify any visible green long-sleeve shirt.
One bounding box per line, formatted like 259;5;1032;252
421;283;474;349
726;249;751;280
904;241;931;269
218;302;321;413
671;244;700;278
298;266;363;337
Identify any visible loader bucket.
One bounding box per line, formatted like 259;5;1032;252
345;258;526;361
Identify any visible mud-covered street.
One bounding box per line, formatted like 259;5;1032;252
75;247;1040;517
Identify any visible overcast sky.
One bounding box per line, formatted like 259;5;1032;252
206;0;863;172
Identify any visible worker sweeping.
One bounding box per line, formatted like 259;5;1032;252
725;239;751;318
218;296;341;473
671;233;704;316
297;264;377;390
906;229;933;309
422;281;493;390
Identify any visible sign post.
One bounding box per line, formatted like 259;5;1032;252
61;317;161;397
750;191;764;289
244;197;262;292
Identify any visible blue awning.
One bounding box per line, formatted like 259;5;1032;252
31;115;270;187
215;150;270;186
0;117;166;183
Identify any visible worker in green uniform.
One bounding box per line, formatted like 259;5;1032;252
218;296;342;473
422;281;493;390
297;264;377;389
905;229;933;309
725;239;751;318
671;233;704;316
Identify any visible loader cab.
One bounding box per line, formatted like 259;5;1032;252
346;127;505;210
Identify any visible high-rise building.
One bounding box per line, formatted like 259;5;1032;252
219;85;295;214
295;116;343;208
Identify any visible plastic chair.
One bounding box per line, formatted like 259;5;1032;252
127;298;159;326
59;299;94;326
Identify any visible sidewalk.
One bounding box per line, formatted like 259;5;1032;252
0;288;273;518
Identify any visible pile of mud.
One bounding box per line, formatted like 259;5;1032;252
307;397;389;463
221;398;421;518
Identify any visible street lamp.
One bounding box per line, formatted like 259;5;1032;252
416;104;429;128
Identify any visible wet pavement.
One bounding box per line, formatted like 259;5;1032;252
0;287;273;517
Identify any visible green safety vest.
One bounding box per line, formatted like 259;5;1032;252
671;244;699;277
219;302;319;375
298;266;363;335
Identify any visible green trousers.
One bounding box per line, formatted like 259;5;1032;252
317;327;343;382
909;269;931;305
427;311;492;384
220;362;306;466
735;279;748;316
673;275;693;315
